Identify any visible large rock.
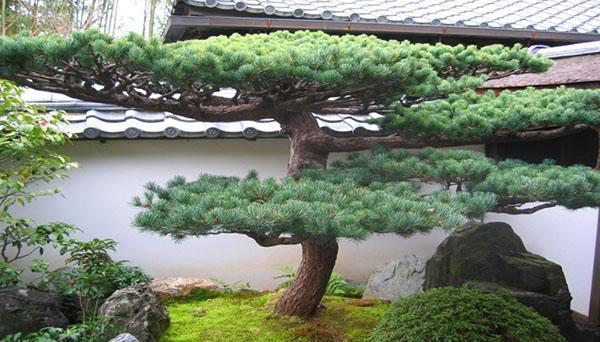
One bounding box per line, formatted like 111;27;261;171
98;285;169;342
34;266;82;324
0;287;69;338
148;277;220;300
425;222;574;335
363;255;426;302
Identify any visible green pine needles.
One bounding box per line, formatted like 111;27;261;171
133;147;600;243
382;87;600;140
0;30;560;124
0;29;549;94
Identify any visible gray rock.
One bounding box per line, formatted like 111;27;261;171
98;285;169;342
363;254;426;302
0;287;69;338
109;333;140;342
425;222;575;337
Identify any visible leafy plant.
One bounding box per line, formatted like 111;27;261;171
0;80;74;209
0;80;76;288
1;318;114;342
0;81;151;338
0;221;78;287
275;267;364;298
325;272;349;297
368;287;565;342
54;238;152;323
210;277;251;293
0;261;20;287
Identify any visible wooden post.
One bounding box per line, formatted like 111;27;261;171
589;208;600;323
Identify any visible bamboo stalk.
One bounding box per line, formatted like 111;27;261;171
1;0;6;36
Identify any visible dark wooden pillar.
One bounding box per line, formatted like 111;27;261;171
589;209;600;324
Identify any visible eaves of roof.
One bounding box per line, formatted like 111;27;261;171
165;0;600;43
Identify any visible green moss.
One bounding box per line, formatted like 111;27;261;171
161;289;388;342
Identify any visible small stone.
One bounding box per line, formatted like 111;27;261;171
363;255;426;302
149;277;220;300
109;333;139;342
191;307;206;316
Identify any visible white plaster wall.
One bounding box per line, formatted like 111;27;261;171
11;139;597;314
12;139;448;289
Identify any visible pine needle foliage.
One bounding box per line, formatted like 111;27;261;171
0;30;555;124
133;147;600;242
381;87;600;139
306;147;600;210
0;30;548;92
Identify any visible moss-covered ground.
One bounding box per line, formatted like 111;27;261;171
161;289;389;341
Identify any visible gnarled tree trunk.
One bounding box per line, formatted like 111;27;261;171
274;237;339;318
284;111;328;177
274;111;339;318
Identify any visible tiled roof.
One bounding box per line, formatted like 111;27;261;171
181;0;600;34
483;40;600;89
24;90;381;140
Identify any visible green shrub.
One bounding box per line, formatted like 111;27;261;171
55;238;152;321
369;287;565;342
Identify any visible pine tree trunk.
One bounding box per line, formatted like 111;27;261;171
274;237;339;318
285;111;328;177
274;111;338;318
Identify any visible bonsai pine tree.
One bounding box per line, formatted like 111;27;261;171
1;30;600;318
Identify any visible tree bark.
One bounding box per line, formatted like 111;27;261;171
272;111;338;318
284;111;328;177
274;237;339;318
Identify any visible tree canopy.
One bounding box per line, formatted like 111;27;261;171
0;30;551;121
1;30;597;152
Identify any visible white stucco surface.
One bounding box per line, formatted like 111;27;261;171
11;139;597;315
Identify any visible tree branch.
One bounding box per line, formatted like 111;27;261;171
245;232;304;247
310;124;591;152
10;59;287;122
493;201;558;215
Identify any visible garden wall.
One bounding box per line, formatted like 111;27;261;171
12;138;597;315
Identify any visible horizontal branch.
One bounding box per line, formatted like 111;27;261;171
310;124;590;152
492;201;558;215
245;232;305;247
14;74;279;122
